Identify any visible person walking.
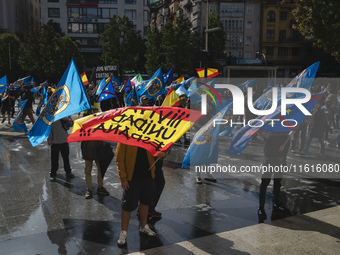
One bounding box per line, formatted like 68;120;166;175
116;143;165;247
48;117;74;182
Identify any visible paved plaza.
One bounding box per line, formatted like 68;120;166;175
0;114;339;254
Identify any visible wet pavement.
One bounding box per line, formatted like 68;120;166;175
0;115;340;254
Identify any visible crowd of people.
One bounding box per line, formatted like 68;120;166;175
1;76;340;247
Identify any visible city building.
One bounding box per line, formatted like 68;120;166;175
260;0;304;77
0;0;40;37
40;0;150;69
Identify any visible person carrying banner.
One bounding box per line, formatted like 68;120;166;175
116;143;166;247
81;108;113;199
258;131;292;222
48;117;75;182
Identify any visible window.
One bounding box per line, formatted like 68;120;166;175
99;0;117;3
124;10;137;20
279;30;286;41
247;5;253;14
102;8;117;18
87;8;97;19
267;11;275;22
280;11;287;20
125;0;136;4
246;21;252;29
48;8;60;18
266;47;274;56
246;36;252;46
266;29;275;38
144;10;149;22
292;47;299;56
278;47;288;56
209;5;216;14
245;51;252;59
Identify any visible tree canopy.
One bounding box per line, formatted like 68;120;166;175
100;16;144;81
293;0;340;61
19;22;83;83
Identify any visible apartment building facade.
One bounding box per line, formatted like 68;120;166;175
0;0;40;37
40;0;150;69
260;0;304;77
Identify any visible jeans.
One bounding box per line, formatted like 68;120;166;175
302;135;325;155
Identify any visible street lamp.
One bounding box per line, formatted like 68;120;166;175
204;0;221;78
256;52;267;66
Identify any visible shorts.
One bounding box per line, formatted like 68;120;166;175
121;178;155;212
1;105;10;114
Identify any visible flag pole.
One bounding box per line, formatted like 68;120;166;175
148;158;160;171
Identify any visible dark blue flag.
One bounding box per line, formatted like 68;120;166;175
13;100;28;132
229;93;323;155
28;59;91;146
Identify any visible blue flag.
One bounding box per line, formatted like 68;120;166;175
31;86;41;94
28;59;91;146
182;103;233;168
94;77;108;96
0;75;8;99
266;78;274;91
137;68;166;99
237;79;255;92
188;81;197;94
190;80;216;105
120;77;132;94
125;85;138;106
17;76;30;84
111;75;121;87
184;77;195;89
176;84;189;97
164;67;173;84
229;93;323;155
36;86;48;117
13;100;28;132
254;62;320;111
98;80;116;102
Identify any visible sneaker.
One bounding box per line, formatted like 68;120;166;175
139;224;156;236
117;230;127;247
8;121;11;125
258;208;267;220
1;119;5;123
148;209;162;218
85;189;92;199
97;187;110;196
66;172;75;178
204;177;217;182
196;177;202;184
50;176;56;182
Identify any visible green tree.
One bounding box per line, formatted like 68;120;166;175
100;16;144;81
206;10;226;58
145;27;163;75
0;33;23;81
160;18;197;76
293;0;340;61
20;23;83;83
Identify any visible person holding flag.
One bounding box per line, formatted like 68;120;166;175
258;131;293;222
20;85;35;125
116;143;166;247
